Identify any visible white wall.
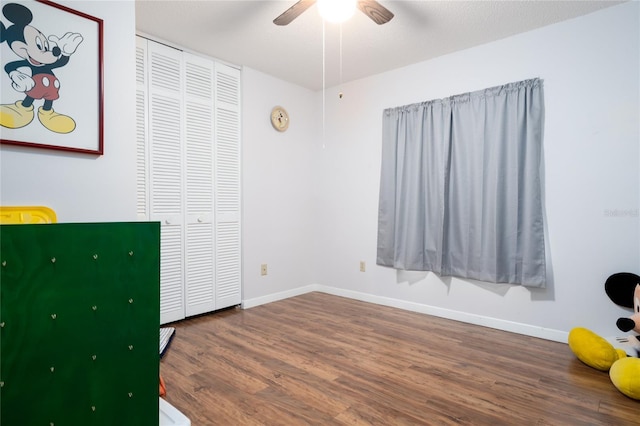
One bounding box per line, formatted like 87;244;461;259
311;1;639;340
240;1;640;340
241;67;319;303
0;1;137;223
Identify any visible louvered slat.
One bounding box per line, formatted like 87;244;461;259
185;103;213;213
216;108;240;214
216;222;241;300
135;91;147;218
150;94;181;215
185;223;215;315
160;225;184;323
216;71;239;106
150;51;181;93
136;45;145;85
186;61;213;99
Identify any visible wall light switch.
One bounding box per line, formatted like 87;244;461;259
360;261;366;272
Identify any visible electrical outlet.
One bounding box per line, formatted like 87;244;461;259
261;263;268;276
360;261;366;272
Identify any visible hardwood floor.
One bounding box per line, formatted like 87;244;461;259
160;292;639;425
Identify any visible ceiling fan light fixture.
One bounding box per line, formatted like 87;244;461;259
317;0;357;23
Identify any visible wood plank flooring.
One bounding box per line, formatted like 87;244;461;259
160;292;639;425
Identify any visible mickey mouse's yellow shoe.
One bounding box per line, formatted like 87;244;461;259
0;101;34;129
38;107;76;134
610;357;640;400
568;327;626;371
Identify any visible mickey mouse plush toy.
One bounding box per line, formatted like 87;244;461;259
569;273;640;399
0;2;83;133
606;272;640;356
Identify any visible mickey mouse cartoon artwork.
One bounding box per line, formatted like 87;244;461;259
0;2;83;134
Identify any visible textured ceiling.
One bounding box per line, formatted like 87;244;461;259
135;0;624;91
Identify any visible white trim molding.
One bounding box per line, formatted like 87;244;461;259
242;284;569;344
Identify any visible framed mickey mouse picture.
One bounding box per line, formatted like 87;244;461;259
0;0;104;155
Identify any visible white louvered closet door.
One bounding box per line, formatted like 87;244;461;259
147;41;185;324
135;38;149;221
184;53;216;317
214;63;242;308
136;37;242;324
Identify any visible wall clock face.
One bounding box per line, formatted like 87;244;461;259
271;106;289;132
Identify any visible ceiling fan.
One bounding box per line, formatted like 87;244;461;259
274;0;394;26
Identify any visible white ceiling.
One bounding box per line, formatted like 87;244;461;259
135;0;624;91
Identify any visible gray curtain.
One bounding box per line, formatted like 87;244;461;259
377;79;546;287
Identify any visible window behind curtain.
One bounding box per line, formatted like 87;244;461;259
377;79;546;287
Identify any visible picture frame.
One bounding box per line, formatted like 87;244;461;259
0;0;103;155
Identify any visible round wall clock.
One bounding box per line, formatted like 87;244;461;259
270;106;289;132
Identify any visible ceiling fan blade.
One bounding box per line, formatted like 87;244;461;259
357;0;394;25
274;0;317;26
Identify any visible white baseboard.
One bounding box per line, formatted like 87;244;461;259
242;284;569;344
241;284;319;309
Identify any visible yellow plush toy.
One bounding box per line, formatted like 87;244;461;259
569;273;640;400
610;357;640;400
568;327;626;371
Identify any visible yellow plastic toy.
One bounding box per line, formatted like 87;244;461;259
0;206;57;224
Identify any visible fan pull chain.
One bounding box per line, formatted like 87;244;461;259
339;23;343;94
322;20;326;149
